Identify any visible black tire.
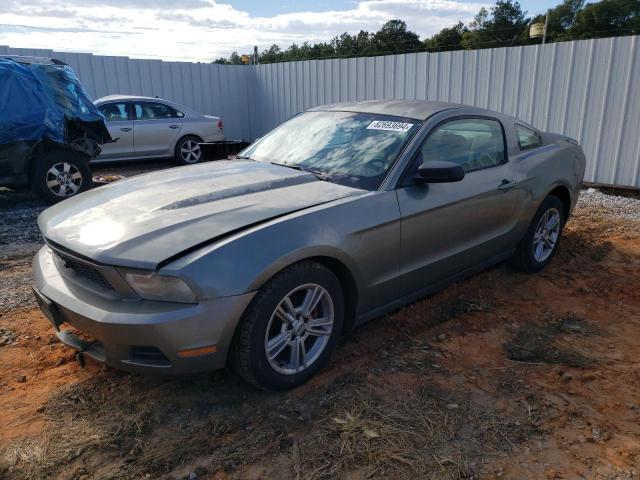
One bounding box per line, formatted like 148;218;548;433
230;261;344;390
29;150;92;204
511;194;566;273
174;135;203;165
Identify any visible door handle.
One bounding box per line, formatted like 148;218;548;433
499;179;518;191
169;124;180;129
120;127;132;132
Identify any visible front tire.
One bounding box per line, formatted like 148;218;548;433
30;151;92;204
231;261;344;390
175;135;203;165
511;194;566;273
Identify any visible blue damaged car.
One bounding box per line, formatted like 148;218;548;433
0;56;111;203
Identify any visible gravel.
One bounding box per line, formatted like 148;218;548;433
575;188;640;222
0;181;639;314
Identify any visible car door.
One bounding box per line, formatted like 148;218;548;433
133;102;183;157
396;116;526;297
95;102;134;159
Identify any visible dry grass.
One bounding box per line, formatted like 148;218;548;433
2;379;156;480
299;384;530;480
505;312;597;368
1;366;534;480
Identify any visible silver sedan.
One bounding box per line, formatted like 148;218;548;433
33;100;585;390
94;95;224;164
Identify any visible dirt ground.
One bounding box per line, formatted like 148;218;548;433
1;180;640;479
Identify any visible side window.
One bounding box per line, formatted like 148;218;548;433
98;102;129;122
516;124;543;150
420;118;506;172
134;102;178;120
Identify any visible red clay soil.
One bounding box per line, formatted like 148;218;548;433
1;199;639;479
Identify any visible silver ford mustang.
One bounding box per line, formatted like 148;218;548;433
33;100;585;389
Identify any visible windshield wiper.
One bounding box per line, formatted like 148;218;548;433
270;162;335;183
235;155;254;160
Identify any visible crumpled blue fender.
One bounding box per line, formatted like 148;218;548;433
0;58;110;146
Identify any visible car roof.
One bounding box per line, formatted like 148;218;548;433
308;100;464;120
94;94;168;104
0;55;67;66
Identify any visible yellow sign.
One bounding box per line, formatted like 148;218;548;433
241;55;251;64
530;23;545;38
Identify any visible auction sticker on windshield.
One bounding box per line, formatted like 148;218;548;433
367;120;414;133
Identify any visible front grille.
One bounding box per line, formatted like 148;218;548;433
55;251;114;291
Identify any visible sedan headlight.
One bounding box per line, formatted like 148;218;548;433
119;269;197;303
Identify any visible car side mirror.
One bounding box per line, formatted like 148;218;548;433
413;156;465;184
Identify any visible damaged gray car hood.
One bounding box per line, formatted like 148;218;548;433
38;160;364;269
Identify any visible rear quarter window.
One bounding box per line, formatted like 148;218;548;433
516;124;543;150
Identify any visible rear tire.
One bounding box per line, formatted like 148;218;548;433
29;151;92;204
175;135;203;165
511;195;566;273
231;261;344;390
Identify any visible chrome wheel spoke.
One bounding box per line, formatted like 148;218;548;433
299;338;308;369
275;305;295;325
290;338;300;371
306;317;332;336
267;331;290;359
301;286;324;317
534;240;544;260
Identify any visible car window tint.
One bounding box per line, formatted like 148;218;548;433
98;103;128;122
420;118;505;172
135;102;177;120
516;124;543;150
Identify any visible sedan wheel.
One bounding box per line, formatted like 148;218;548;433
265;284;334;375
231;261;344;390
177;137;202;164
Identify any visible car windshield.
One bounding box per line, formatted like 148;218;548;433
239;111;419;190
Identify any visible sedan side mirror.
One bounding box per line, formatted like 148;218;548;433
413;159;465;184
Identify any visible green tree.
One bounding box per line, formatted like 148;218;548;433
372;20;422;54
462;1;530;49
568;0;640;39
529;0;584;42
424;21;467;51
259;44;282;63
213;52;246;64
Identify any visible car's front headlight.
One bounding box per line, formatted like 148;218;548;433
119;269;197;303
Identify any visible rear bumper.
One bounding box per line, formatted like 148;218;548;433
202;131;224;143
33;246;255;374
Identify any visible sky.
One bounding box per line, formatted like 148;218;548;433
0;0;564;62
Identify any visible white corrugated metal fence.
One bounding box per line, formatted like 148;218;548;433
2;37;639;187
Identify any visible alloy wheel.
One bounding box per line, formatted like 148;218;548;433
46;162;83;197
180;139;202;163
532;207;561;262
264;283;334;375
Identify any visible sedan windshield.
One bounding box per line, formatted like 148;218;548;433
239;111;419;190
